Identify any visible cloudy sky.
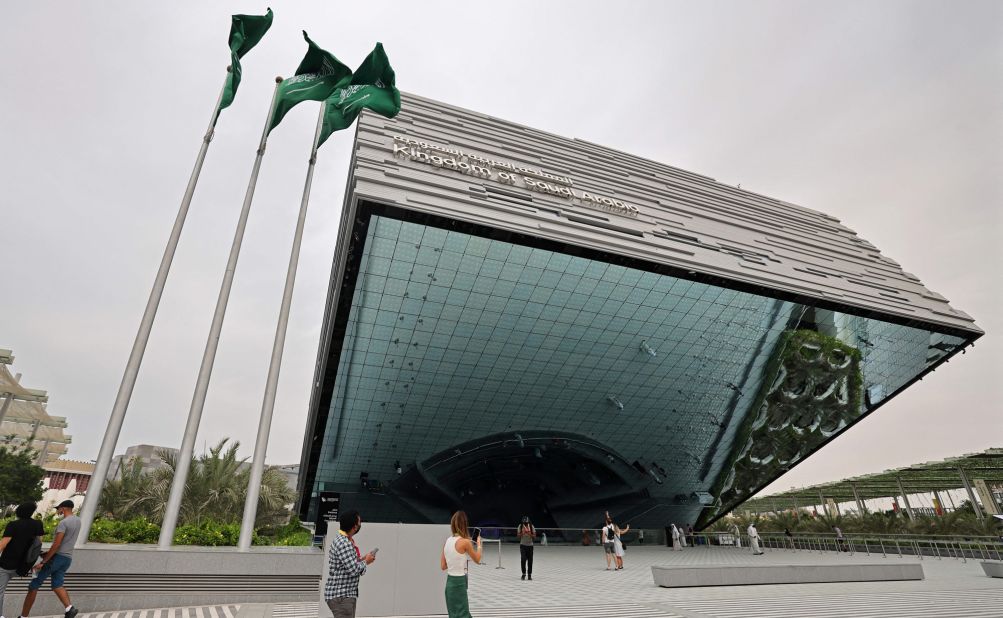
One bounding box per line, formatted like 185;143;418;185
1;1;999;496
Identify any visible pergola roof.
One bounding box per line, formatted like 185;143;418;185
741;448;1003;509
0;360;44;400
1;352;71;463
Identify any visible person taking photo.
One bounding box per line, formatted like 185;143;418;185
441;511;482;618
516;516;536;581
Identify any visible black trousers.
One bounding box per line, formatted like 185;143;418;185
519;544;534;575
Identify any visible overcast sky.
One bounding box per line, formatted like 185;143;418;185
1;1;999;496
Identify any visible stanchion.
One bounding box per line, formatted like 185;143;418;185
481;539;504;569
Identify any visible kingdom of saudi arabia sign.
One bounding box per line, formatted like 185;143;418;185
391;134;640;219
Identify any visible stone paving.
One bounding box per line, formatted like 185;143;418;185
24;607;241;618
458;544;1002;615
24;545;1003;617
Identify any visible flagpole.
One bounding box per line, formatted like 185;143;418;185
158;77;284;549
237;104;325;550
78;69;231;546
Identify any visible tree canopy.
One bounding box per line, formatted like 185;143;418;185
0;438;45;512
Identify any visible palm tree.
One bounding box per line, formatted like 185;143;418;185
98;457;149;520
100;438;295;530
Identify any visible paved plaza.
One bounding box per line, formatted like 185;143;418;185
23;544;1002;618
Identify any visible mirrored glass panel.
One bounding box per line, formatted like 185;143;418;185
305;213;967;530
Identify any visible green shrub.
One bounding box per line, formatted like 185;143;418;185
172;519;263;546
40;513;59;541
87;517;160;544
5;512;310;546
274;530;312;546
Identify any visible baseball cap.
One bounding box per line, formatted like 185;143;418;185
56;500;75;510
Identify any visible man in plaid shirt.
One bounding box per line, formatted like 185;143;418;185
325;510;376;617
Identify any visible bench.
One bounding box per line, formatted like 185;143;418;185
651;563;924;588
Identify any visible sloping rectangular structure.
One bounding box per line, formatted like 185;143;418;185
297;93;982;532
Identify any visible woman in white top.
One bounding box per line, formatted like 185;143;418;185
612;521;629;569
440;510;482;618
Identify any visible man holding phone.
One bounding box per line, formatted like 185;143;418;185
325;510;376;618
516;516;536;580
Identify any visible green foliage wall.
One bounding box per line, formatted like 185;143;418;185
701;330;862;526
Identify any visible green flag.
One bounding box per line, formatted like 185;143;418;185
317;43;401;147
220;8;274;112
269;32;352;133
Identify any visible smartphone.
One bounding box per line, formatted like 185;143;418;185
471;527;481;541
371;547;379;555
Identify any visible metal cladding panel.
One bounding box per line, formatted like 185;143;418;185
352;93;980;338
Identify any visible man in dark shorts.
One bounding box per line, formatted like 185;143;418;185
21;500;80;618
601;514;616;570
0;503;44;618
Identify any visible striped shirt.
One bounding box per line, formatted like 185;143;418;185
324;531;367;599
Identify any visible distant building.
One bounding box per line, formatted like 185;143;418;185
38;459;94;514
272;464;300;493
108;443;177;480
0;349;72;463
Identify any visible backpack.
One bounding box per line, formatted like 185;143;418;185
605;525;616;542
17;537;42;577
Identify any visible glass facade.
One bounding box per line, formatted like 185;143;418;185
302;209;968;530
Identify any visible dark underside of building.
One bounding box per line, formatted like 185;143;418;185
296;94;982;534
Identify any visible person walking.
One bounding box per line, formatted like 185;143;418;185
784;527;794;549
686;524;695;546
747;522;764;555
21;500;80;618
833;525;846;552
1;503;44;618
324;510;376;618
731;522;742;548
441;511;482;618
601;515;617;569
678;523;687;548
612;521;629;569
516;516;535;580
671;523;682;551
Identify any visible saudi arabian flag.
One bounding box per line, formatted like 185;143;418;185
269;32;352;133
317;43;401;147
219;8;274;111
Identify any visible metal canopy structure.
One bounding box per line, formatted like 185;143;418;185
742;448;1003;510
0;350;71;463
